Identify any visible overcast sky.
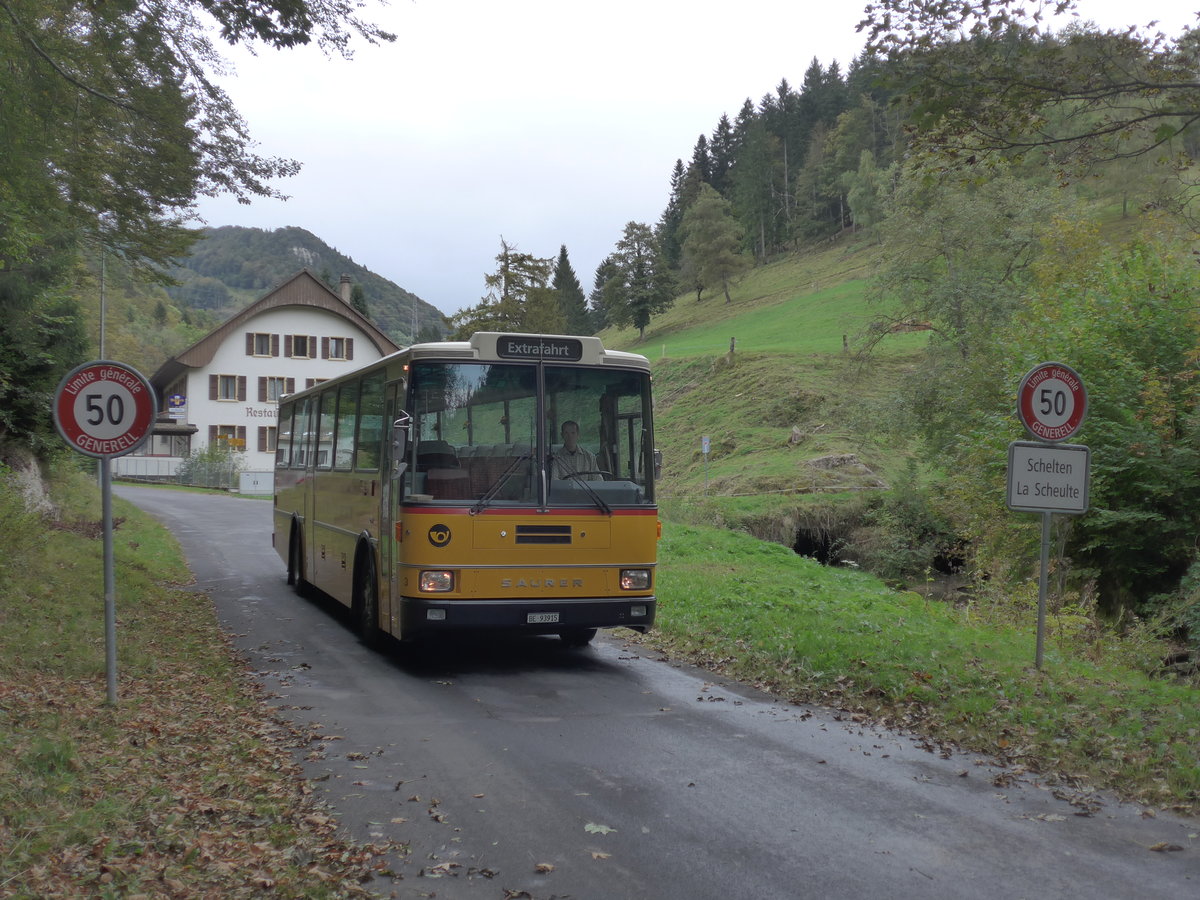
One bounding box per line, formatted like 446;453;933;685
192;0;1199;318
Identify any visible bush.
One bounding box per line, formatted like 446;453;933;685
175;443;244;489
0;463;44;588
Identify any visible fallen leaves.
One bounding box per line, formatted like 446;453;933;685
584;822;617;835
0;628;406;897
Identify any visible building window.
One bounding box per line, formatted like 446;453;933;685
259;376;294;402
258;426;277;453
304;378;328;390
210;374;246;402
323;337;354;361
210;425;247;451
246;332;279;357
286;335;316;358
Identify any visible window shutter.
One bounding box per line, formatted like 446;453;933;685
346;338;354;361
258;377;267;402
284;335;293;358
309;336;317;358
305;378;316;389
258;427;268;452
208;425;218;445
237;376;247;402
246;333;254;355
321;336;330;359
237;426;246;447
271;334;280;357
286;378;295;394
209;375;218;401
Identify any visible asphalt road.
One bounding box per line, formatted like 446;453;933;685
117;485;1199;899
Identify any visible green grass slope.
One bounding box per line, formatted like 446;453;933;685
604;236;928;532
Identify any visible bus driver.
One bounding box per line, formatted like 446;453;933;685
552;420;601;481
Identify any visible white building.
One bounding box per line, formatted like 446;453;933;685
114;269;401;482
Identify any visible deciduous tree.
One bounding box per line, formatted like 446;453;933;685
0;0;392;450
679;185;749;304
859;0;1200;176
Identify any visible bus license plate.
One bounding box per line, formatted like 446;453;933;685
527;612;560;624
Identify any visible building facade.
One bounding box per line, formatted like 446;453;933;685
115;269;401;481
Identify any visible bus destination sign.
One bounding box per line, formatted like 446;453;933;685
496;335;583;361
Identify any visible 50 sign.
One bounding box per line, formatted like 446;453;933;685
54;361;157;458
1017;362;1087;443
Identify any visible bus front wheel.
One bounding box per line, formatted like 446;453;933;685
559;628;597;648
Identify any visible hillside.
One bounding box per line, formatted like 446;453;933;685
168;226;447;345
593;233;939;582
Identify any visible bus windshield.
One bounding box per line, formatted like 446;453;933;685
405;360;654;508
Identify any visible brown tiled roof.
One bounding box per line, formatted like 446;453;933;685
151;269;401;390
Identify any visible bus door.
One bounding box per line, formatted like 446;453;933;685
379;378;407;635
294;395;318;588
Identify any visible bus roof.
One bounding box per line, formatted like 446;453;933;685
404;333;651;370
280;333;651;404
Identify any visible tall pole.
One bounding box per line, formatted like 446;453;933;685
101;457;118;704
99;253;106;359
1036;511;1051;671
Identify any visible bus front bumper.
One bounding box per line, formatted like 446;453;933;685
398;595;656;638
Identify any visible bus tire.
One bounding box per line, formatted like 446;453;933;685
355;551;382;650
559;627;597;648
288;526;307;595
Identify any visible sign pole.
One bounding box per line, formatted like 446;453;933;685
53;360;156;707
101;457;118;704
1009;361;1090;672
1036;511;1051;671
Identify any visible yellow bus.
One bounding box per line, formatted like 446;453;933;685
272;332;659;647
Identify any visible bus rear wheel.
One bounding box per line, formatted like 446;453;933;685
355;554;382;650
288;528;307;595
559;628;597;648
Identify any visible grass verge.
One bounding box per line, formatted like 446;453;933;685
645;520;1200;815
0;464;400;898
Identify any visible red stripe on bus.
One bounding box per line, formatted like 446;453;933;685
404;508;659;517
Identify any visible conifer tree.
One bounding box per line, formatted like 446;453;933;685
350;283;370;319
551;245;590;334
607;222;674;340
656;160;688;270
588;256;621;332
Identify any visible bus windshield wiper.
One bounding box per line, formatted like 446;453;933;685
469;452;530;515
561;469;612;516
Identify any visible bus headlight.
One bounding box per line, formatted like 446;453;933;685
419;570;454;592
620;569;651;590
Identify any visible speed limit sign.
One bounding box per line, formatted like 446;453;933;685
54;360;157;458
1017;362;1087;443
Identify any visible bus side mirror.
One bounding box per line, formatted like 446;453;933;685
392;412;412;476
653;448;663;480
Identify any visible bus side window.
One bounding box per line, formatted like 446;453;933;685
334;381;359;471
276;403;294;467
355;372;386;471
316;391;336;469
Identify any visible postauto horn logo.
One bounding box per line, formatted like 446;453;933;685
428;524;451;547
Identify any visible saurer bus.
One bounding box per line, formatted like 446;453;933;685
272;332;659;647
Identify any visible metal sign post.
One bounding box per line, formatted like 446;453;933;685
53;361;156;704
1009;362;1089;670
